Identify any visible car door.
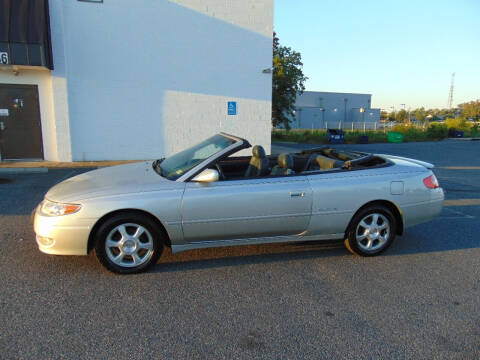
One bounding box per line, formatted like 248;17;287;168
306;169;394;236
181;176;313;242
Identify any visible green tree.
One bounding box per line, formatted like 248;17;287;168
414;107;426;122
459;101;480;120
380;110;388;121
396;109;408;123
387;111;396;122
442;108;456;118
272;32;308;129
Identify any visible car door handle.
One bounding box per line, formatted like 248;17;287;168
290;192;305;198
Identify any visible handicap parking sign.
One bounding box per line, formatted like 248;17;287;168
228;101;237;115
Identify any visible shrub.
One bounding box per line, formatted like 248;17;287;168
391;124;410;134
271;124;449;144
426;123;448;139
390;124;430;141
445;117;472;131
471;123;479;136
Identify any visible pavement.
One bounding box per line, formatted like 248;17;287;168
1;140;479;359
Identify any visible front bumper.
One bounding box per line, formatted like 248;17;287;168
33;205;94;255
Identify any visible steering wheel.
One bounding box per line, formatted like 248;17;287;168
215;163;226;180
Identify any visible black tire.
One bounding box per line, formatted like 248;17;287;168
344;205;396;256
94;212;164;274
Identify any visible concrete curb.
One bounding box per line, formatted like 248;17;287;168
0;167;49;174
447;137;480;141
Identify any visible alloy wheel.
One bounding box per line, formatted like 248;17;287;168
355;213;391;252
105;223;154;268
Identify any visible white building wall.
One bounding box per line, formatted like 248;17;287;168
53;0;273;161
48;0;73;161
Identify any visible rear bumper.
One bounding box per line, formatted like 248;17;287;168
402;188;444;228
33;207;93;255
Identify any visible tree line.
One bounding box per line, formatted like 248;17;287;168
380;101;480;123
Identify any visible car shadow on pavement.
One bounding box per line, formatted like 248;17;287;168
382;209;480;257
153;241;347;273
22;227;479;276
151;216;480;273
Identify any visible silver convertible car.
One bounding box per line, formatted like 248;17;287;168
33;133;444;274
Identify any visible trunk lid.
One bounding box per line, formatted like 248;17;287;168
377;154;434;169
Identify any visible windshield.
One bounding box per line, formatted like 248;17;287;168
156;134;236;180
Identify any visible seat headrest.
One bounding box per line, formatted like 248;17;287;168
277;154;293;169
316;155;344;169
252;145;266;158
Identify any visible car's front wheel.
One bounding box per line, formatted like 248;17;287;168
94;213;164;274
344;205;396;256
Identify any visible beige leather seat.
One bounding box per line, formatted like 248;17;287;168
306;154;345;171
245;145;269;177
270;154;295;176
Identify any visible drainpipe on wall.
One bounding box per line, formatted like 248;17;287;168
0;120;4;161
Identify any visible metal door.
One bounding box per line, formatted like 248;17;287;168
0;84;43;159
181;177;313;242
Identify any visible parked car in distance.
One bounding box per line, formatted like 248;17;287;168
33;133;444;274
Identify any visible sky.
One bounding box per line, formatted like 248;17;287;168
273;0;480;110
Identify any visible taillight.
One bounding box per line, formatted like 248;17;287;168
423;174;439;189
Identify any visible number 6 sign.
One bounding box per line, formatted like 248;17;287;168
0;52;9;65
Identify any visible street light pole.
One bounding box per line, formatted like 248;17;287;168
320;108;325;129
401;103;406;123
360;107;365;132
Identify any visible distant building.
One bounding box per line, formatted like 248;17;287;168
289;91;381;130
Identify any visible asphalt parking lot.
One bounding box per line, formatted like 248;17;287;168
1;140;479;359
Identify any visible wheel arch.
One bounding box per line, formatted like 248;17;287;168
87;209;172;253
345;200;404;236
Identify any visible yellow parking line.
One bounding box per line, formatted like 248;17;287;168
440;166;480;170
444;199;480;206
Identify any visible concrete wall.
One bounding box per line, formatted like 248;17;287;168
349;108;381;125
291;91;380;130
55;0;273;160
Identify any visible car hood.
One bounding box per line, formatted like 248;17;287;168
45;161;179;203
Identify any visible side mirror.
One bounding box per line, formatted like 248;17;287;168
192;168;219;183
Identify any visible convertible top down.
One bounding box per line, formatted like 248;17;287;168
34;133;444;273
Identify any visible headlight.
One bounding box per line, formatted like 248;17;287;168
40;200;82;216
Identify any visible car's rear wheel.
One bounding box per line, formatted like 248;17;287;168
94;213;164;274
344;205;396;256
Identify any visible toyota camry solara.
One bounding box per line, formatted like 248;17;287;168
33;133;444;274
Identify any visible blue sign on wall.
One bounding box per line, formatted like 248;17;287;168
228;101;237;115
